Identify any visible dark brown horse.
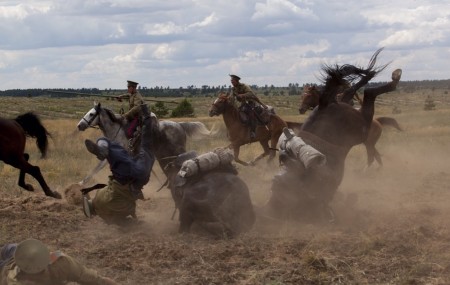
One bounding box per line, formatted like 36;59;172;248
0;113;61;198
298;72;402;168
263;48;401;221
208;93;292;166
163;151;255;237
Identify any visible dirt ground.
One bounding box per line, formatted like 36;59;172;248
2;123;450;285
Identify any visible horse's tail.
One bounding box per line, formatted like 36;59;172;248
375;116;403;131
15;112;51;158
178;121;213;139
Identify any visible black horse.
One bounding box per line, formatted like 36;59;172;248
263;48;400;221
0;112;61;199
162;151;255;237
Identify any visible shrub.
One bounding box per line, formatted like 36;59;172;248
151;101;169;118
171;98;195;117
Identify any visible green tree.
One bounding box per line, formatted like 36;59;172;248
151;101;169;118
171;98;195;117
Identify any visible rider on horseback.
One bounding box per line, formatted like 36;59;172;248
229;74;267;139
116;80;145;151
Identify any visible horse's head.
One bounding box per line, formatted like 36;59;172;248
77;102;102;131
209;92;231;117
299;86;320;114
77;102;123;132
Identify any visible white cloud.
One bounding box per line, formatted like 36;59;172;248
252;0;314;20
0;0;448;89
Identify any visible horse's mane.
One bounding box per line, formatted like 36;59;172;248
101;106;122;123
319;48;389;105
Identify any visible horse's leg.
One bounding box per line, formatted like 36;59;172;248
14;153;61;199
18;153;33;192
363;143;376;168
364;121;383;168
249;140;270;165
361;69;402;126
232;145;249;166
373;148;383;167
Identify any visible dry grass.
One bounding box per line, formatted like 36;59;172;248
1;88;450;284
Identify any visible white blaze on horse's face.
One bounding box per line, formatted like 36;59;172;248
77;107;99;131
209;98;221;117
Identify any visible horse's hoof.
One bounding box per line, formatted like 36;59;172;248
49;191;62;199
25;184;35;192
392;69;402;82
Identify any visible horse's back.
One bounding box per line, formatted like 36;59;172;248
182;171;255;234
0;117;26;160
302;103;367;147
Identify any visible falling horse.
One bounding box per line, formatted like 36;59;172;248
298;73;402;168
263;48;401;221
208;93;301;166
0;113;61;199
162;150;256;237
77;102;212;183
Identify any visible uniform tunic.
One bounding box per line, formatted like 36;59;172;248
1;250;113;285
123;91;144;120
230;83;255;108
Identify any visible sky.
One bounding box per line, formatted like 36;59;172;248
0;0;448;90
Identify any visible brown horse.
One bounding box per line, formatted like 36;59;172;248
298;73;402;168
209;93;291;166
263;48;401;221
0;113;61;198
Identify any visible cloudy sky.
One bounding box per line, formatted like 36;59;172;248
0;0;448;90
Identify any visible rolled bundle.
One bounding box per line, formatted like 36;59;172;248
177;147;234;178
278;128;326;169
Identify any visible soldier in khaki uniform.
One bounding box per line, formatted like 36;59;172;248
116;80;145;150
229;74;267;139
82;105;155;226
0;238;118;285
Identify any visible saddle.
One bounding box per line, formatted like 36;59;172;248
238;104;274;126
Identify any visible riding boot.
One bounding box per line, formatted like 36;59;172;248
85;139;109;160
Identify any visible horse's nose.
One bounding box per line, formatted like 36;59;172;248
77;123;86;131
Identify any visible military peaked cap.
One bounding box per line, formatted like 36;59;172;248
127;80;139;87
229;74;241;81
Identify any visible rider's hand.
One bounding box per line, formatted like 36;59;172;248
115;96;122;102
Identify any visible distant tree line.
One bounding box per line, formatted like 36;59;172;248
1;79;449;98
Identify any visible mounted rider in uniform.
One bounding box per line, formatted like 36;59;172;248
229;74;267;139
116;80;145;152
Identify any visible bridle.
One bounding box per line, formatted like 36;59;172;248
82;104;122;140
82;104;101;129
210;96;228;115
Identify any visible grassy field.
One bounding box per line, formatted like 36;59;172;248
1;87;450;284
1;88;449;207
